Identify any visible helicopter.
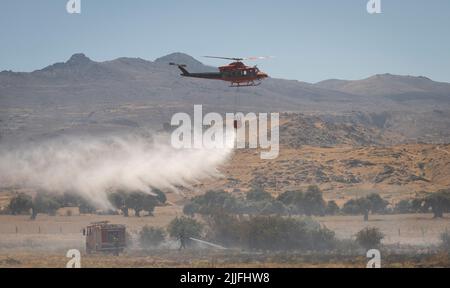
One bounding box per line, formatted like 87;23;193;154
170;56;270;87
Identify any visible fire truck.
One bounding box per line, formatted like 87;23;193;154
83;221;126;255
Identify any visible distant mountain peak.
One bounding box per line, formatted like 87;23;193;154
66;53;93;65
155;52;217;72
155;52;200;64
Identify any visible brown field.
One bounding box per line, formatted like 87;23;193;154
1;250;449;268
0;206;448;268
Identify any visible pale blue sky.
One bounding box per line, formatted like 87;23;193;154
0;0;449;83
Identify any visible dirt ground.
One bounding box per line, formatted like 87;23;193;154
0;250;449;268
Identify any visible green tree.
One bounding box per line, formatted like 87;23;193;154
183;202;200;217
56;193;95;214
187;190;237;216
167;216;203;244
153;189;167;204
8;193;33;215
366;193;389;214
31;194;61;219
108;191;129;216
325;200;340;215
277;190;301;205
422;190;450;218
342;193;388;221
126;192;158;217
303;186;326;216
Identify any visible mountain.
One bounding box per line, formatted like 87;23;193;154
155;52;218;73
1;53;450;143
315;73;450;102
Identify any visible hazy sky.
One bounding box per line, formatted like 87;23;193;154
1;0;449;83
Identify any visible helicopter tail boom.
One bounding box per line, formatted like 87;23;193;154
169;63;190;76
169;63;222;80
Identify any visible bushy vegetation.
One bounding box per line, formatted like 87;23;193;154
355;227;384;249
277;186;327;216
108;189;167;217
31;193;61;219
206;214;336;251
325;200;340;215
139;226;166;248
342;193;388;221
6;188;166;219
184;186;331;218
182;190;238;216
168;217;203;242
8;193;33;215
392;189;450;218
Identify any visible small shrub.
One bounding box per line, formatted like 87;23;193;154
139;226;166;248
355;227;384;249
168;217;203;240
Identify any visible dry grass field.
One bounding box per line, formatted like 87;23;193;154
0;205;448;268
1;250;449;268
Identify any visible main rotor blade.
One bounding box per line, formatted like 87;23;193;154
203;56;275;62
203;56;243;61
244;56;275;61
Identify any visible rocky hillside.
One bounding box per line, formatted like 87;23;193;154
195;144;450;204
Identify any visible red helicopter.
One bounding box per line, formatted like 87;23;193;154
170;56;270;87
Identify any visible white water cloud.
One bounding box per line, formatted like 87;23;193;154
0;131;234;209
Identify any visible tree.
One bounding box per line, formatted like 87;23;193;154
56;193;95;214
183;202;200;217
303;186;326;216
277;190;301;205
366;193;389;214
325;200;340;215
139;226;166;248
8;193;33;215
31;194;61;219
260;200;287;215
186;190;237;216
108;191;129;216
153;189;167;204
355;227;384;249
422;190;450;218
342;193;388;221
125;192;158;217
168;217;203;248
276;187;326;216
394;199;414;214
